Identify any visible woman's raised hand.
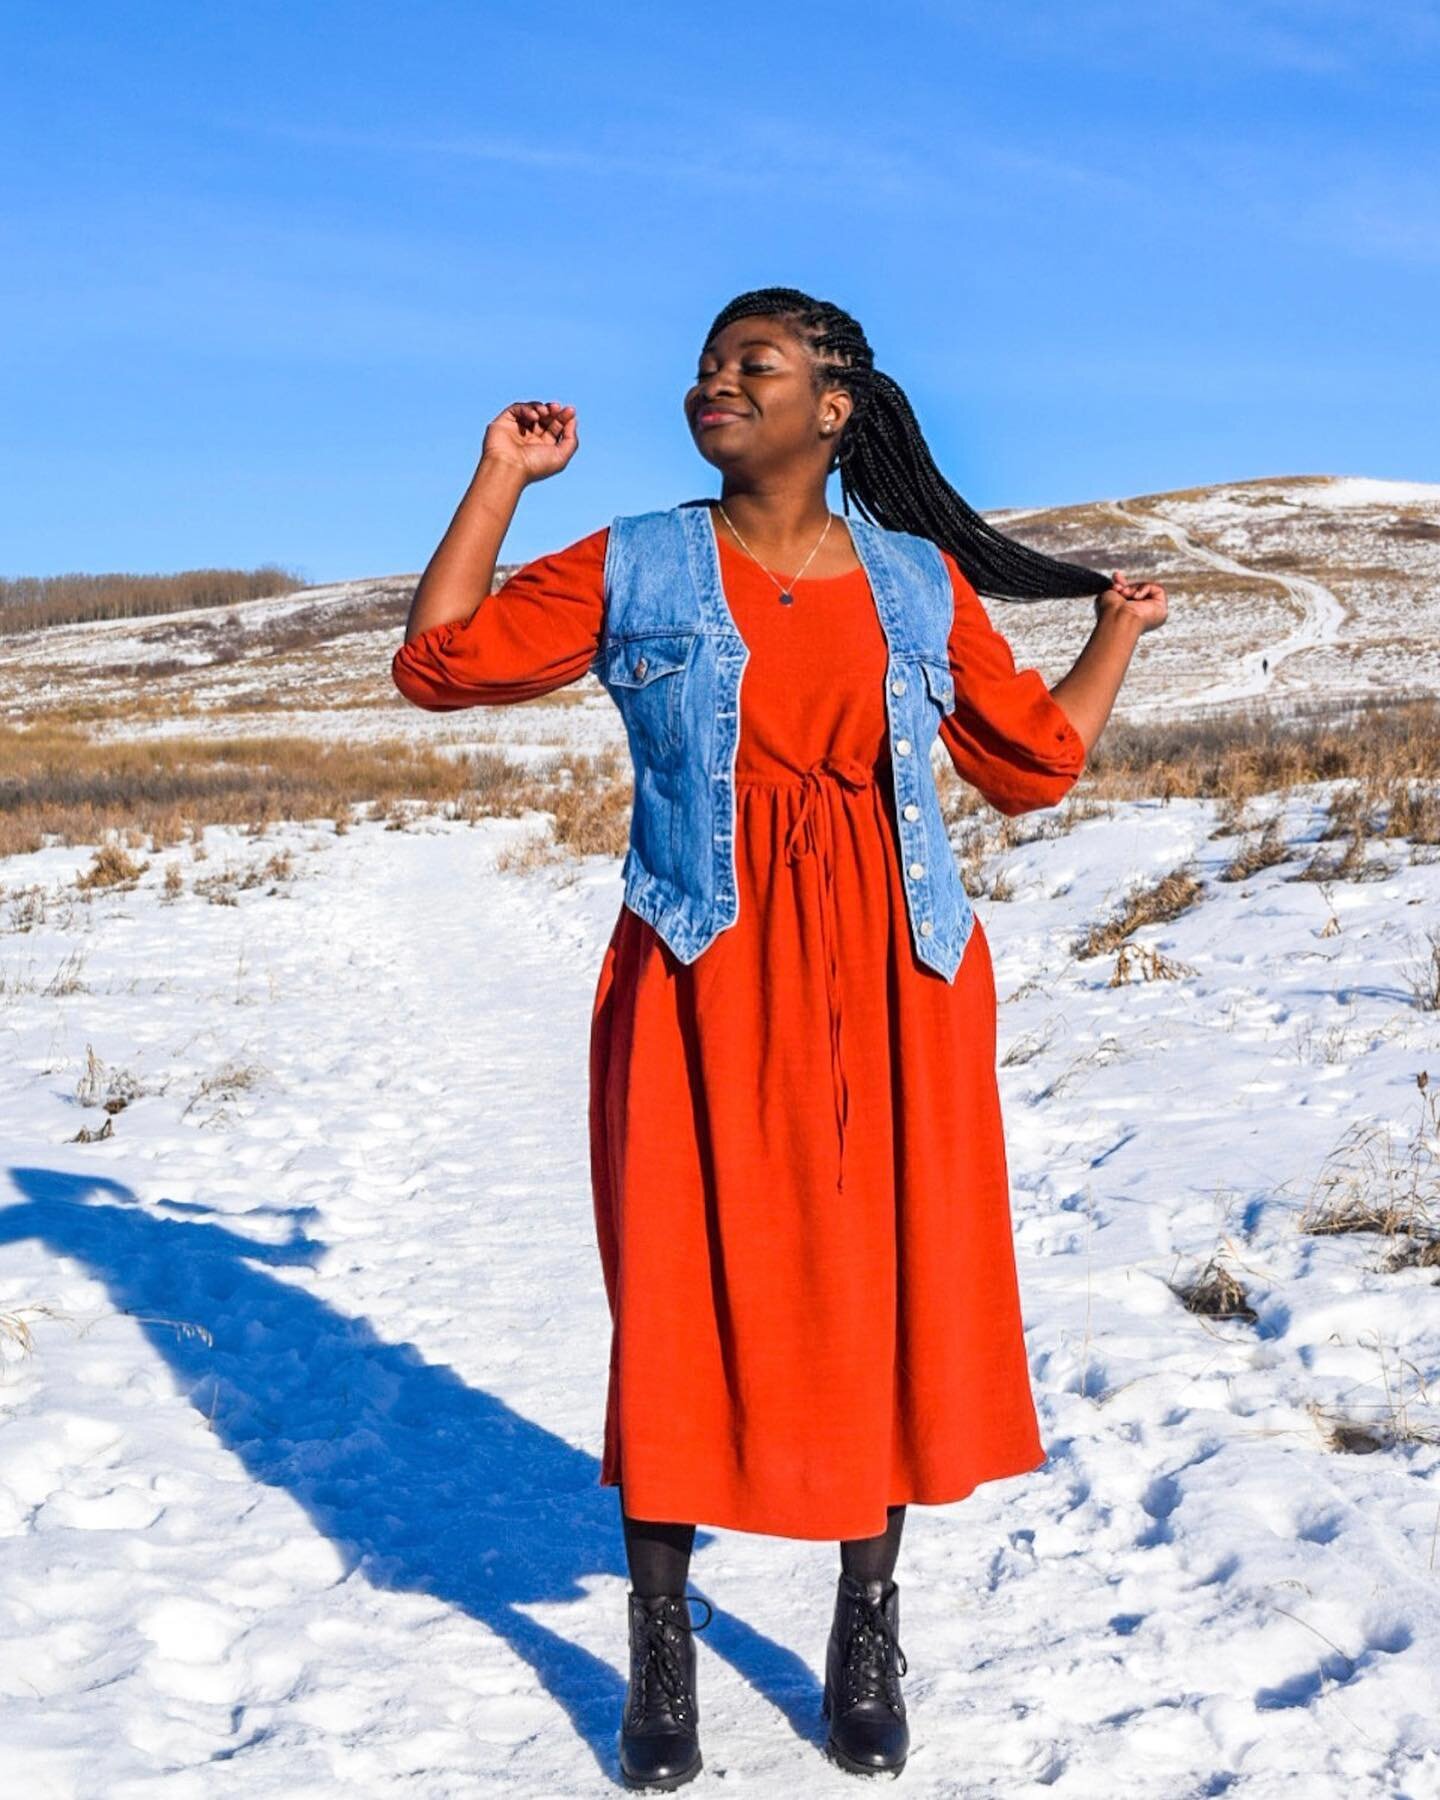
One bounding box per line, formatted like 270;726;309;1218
1099;569;1168;634
482;400;579;483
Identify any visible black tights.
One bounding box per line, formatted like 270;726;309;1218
621;1493;907;1596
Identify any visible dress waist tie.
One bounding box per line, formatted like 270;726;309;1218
781;756;877;1196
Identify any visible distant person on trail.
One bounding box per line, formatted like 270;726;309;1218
1263;655;1269;672
392;285;1168;1786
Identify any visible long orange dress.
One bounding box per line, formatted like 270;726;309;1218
392;517;1087;1542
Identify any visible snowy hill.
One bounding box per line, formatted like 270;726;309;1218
5;476;1439;759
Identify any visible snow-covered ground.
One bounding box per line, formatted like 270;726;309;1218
3;787;1439;1797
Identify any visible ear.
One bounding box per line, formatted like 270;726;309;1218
818;385;853;440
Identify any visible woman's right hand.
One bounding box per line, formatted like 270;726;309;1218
1098;569;1168;635
481;400;579;483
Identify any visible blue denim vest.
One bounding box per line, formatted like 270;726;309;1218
593;501;976;981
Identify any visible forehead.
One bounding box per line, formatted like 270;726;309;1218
701;315;806;356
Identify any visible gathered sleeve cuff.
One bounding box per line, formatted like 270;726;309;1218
935;550;1088;817
390;526;609;711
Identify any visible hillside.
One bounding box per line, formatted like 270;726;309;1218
4;477;1438;762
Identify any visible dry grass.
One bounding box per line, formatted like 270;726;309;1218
918;698;1432;838
1067;694;1440;805
1218;816;1292;883
1404;930;1440;1011
75;1043;152;1114
953;813;1024;897
0;1305;72;1360
1306;1336;1440;1453
1382;1237;1440;1274
480;745;633;868
1170;1251;1258;1323
999;1020;1059;1067
1386;782;1440;844
181;1061;266;1121
75;840;150;891
4;645;1438;898
1293;827;1393;883
0;723;561;858
192;847;296;907
1074;864;1205;960
1109;941;1197;984
1298;1082;1438;1242
0;946;88;1001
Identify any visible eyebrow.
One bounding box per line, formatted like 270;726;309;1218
700;337;787;356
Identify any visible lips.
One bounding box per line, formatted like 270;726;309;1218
695;408;747;429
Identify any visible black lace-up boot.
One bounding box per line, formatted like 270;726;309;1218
618;1589;713;1791
821;1572;910;1776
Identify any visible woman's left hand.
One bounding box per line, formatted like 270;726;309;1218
1099;569;1168;633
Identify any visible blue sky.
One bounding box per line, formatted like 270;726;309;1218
4;2;1437;581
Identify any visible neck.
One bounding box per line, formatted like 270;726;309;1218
714;474;832;551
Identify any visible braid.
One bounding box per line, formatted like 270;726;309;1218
703;286;1110;601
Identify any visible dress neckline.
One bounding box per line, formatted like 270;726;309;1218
711;509;868;586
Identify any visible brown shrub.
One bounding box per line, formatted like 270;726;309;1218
1171;1254;1258;1323
75;840;149;890
1074;864;1205;959
1219;816;1292;882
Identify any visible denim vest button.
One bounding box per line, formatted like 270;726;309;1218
903;803;919;820
896;739;912;756
633;656;648;678
919;919;934;936
890;677;906;695
908;861;925;878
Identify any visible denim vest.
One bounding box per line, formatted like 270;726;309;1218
593;501;976;982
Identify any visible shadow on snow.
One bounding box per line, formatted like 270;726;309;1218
3;1166;826;1782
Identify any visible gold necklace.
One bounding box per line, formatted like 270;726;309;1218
714;501;834;606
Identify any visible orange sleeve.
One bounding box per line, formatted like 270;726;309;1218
936;549;1088;817
390;526;608;710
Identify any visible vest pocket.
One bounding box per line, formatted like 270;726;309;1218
921;657;957;717
605;630;697;762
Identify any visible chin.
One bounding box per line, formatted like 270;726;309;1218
692;440;739;473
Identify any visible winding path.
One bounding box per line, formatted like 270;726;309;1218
1100;496;1346;711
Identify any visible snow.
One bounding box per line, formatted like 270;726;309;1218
1306;478;1440;510
3;791;1439;1796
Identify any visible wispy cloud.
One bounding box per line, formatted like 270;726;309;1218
215;112;924;206
214;110;1137;216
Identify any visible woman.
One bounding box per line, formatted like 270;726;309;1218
392;286;1167;1788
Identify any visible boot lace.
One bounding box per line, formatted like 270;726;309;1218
627;1594;713;1729
839;1587;908;1712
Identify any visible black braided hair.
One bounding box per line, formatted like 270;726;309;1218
702;286;1110;601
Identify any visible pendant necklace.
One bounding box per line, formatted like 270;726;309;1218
714;501;833;606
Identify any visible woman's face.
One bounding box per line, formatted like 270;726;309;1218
684;315;851;478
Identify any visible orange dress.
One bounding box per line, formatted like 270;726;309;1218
392;521;1087;1541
